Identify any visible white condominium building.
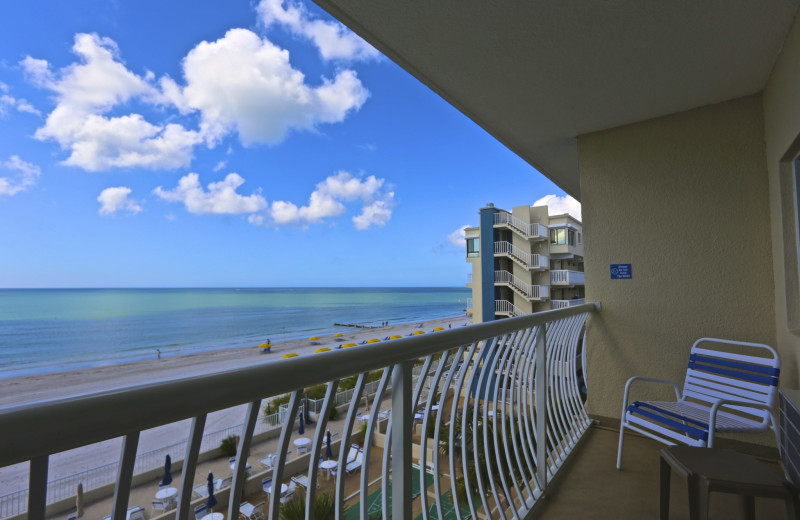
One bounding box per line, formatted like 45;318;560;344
466;203;585;322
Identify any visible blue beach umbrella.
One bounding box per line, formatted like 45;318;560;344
206;472;218;512
325;430;332;459
298;411;304;435
160;454;172;486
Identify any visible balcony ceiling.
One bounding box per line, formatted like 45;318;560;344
312;1;799;198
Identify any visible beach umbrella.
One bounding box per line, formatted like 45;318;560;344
325;430;333;459
282;353;298;359
413;330;425;336
342;343;357;348
161;454;172;486
76;483;84;519
367;338;380;344
206;472;218;512
389;335;403;340
298;410;305;435
333;333;344;338
314;347;331;353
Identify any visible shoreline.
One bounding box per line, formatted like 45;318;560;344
0;314;470;496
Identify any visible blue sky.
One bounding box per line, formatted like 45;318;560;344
0;0;577;288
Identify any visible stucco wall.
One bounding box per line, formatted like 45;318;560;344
579;95;776;419
764;9;800;388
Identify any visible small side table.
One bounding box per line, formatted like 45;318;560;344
660;446;799;520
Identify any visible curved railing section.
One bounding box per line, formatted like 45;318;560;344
0;303;598;520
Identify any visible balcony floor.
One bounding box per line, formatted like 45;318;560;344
535;425;788;519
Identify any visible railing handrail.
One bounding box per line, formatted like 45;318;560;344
0;303;599;468
494;269;548;299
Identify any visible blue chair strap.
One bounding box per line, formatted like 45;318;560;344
689;355;778;386
628;402;708;440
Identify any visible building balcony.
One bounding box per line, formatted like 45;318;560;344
494;270;549;301
0;305;599;520
494;241;548;270
493;211;548;241
550;270;585;286
551;298;586;309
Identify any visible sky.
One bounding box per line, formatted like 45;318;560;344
0;0;579;288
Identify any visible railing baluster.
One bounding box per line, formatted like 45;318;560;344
112;432;139;520
390;361;413;520
305;380;339;520
534;325;548;496
27;456;47;520
336;373;365;520
176;414;206;520
268;390;302;520
229;400;261;520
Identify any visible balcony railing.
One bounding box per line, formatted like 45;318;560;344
493;211;548;240
494;241;548;270
550;270;585;285
0;303;598;520
494;299;527;317
467;272;473;285
551;299;586;310
494;270;549;300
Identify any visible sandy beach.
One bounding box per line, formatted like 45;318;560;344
0;314;469;496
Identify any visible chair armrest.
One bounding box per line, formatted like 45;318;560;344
707;400;778;447
620;376;681;419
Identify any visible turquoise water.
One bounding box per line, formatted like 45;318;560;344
0;288;469;378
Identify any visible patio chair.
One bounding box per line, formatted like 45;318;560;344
218;476;233;489
250;502;265;520
193;504;207;520
280;483;297;504
346;446;364;474
616;337;780;470
151;501;168;516
261;477;272;494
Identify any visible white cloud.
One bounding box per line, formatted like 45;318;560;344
257;170;393;228
97;186;142;215
213;160;227;172
0;94;40;117
257;0;379;62
447;225;469;247
533;194;582;221
179;28;369;146
22;33;201;171
0;156;40;196
153;172;268;215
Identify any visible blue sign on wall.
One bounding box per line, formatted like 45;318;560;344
610;264;632;279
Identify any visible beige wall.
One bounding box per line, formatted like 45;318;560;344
579;95;776;419
764;10;800;388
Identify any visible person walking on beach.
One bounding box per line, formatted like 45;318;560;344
156;348;161;359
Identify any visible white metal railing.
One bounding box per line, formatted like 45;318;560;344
466;297;473;310
493;211;548;239
550;270;586;285
551;299;586;310
0;304;598;520
494;270;549;300
495;299;527;317
467;272;473;284
494;241;548;269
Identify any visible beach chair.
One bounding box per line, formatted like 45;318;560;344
261;477;272;494
280;483;297;504
218;476;233;489
616;337;780;470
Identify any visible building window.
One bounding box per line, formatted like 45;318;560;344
578;232;582;244
467;238;480;257
550;228;566;245
568;229;576;246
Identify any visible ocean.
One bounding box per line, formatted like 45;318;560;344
0;287;470;378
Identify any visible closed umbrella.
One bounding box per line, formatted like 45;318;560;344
161;454;172;486
76;483;84;519
206;472;218;512
325;430;332;459
298;411;304;435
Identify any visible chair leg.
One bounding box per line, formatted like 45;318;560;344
740;495;755;520
616;421;626;470
659;455;671;520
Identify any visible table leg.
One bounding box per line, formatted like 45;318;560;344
660;455;671;520
739;495;755;520
686;475;702;520
785;483;800;520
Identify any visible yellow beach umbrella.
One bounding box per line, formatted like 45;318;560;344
389;335;403;340
282;353;299;359
258;343;270;348
309;336;320;341
413;330;425;335
433;327;445;332
366;338;381;344
314;347;331;353
342;343;357;348
333;333;344;338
